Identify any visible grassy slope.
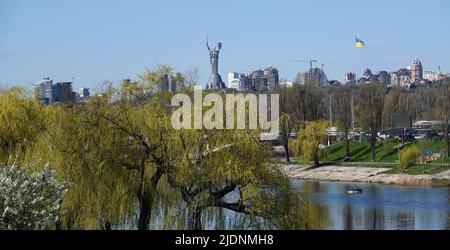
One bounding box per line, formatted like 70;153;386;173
322;140;450;174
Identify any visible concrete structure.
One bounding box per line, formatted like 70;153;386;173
227;72;244;91
263;66;279;91
54;82;75;103
343;72;356;85
35;77;53;104
411;57;423;82
328;80;341;86
228;65;279;92
250;69;267;91
79;87;90;98
424;71;444;82
376;71;390;87
206;38;226;90
356;68;390;87
280;80;293;87
390;68;412;87
170;72;185;92
295;67;328;85
35;78;76;104
363;68;373;78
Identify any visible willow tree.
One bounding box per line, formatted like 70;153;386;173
24;96;137;229
0;87;45;164
277;85;297;163
296;120;329;168
159;87;304;229
163;126;296;230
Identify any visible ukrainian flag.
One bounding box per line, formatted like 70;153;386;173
355;37;365;48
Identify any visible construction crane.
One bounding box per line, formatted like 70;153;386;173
289;58;317;72
289;58;317;82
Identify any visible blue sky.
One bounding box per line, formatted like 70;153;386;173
1;0;449;92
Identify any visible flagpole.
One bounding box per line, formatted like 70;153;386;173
352;35;357;131
355;35;359;85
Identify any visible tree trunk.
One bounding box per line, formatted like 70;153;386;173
371;133;376;162
345;131;350;161
284;141;290;163
137;189;153;230
313;152;320;168
188;206;203;230
137;157;156;230
100;220;112;230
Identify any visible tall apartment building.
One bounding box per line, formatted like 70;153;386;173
264;66;279;91
411;57;423;82
343;72;356;85
35;78;76;104
227;66;279;92
35;77;53;104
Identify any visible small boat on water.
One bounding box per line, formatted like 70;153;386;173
346;187;363;194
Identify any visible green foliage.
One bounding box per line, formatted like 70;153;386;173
0;65;307;230
297;120;329;167
400;145;420;170
324;141;400;162
0;88;45;163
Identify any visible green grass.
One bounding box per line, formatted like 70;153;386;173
323;140;450;164
382;164;450;175
323;141;401;162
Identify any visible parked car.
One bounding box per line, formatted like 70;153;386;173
404;134;416;142
424;131;440;140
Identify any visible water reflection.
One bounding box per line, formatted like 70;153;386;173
291;180;450;230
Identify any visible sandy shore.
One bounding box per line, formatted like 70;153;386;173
281;164;450;186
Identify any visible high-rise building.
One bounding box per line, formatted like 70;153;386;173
54;82;75;103
227;72;243;91
264;66;279;91
390;68;411;87
343;72;356;85
35;77;53;104
35;78;76;104
228;66;279;92
250;69;267;91
170;72;185;92
363;68;373;78
411;57;423;82
79;87;90;98
294;68;328;85
376;71;390;87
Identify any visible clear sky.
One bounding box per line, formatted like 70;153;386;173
1;0;449;92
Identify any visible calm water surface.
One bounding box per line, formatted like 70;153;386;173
291;180;450;230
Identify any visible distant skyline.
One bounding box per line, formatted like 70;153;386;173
1;0;449;91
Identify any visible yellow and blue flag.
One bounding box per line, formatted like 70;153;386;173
355;37;365;48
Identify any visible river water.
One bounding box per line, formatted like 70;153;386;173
291;180;450;230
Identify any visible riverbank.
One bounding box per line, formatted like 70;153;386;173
281;164;450;186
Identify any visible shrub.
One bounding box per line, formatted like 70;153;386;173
0;161;67;230
400;145;420;171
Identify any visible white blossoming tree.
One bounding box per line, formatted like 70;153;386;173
0;162;67;230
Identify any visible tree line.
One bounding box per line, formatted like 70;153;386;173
276;78;450;163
